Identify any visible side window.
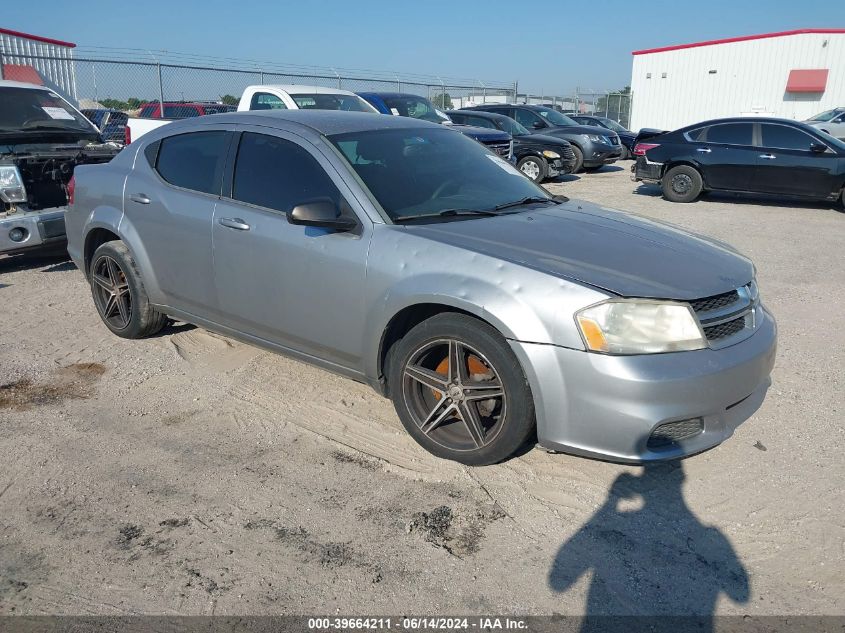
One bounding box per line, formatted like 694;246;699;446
760;124;817;151
155;131;229;195
232;132;340;213
467;116;497;130
448;114;467;125
686;127;706;141
514;109;542;129
705;123;753;146
833;113;845;123
249;92;287;110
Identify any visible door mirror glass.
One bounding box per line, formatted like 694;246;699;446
288;199;357;230
809;142;828;154
532;120;545;129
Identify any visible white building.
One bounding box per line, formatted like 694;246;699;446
629;29;845;132
0;27;77;100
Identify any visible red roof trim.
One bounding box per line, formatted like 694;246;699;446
632;28;845;56
0;27;76;48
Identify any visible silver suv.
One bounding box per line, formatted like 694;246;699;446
65;111;777;466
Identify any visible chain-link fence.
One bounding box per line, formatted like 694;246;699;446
0;47;518;116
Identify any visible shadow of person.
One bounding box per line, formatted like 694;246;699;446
548;462;749;633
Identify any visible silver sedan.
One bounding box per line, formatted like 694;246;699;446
65;111;776;466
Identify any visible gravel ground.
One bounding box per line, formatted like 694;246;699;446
0;165;843;616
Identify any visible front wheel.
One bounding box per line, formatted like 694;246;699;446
387;313;536;466
661;165;704;203
517;156;548;183
570;145;584;173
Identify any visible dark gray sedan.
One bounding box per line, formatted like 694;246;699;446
65;111;776;465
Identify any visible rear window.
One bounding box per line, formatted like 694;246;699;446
163;105;201;119
155;131;229;195
705;123;753;145
291;93;373;112
139;104;157;118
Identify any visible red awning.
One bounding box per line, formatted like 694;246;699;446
1;64;44;85
786;69;828;93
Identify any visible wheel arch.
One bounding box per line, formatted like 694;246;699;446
662;160;708;188
83;227;121;277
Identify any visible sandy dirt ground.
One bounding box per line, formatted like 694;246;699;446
0;166;843;616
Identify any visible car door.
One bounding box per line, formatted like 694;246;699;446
212;129;371;370
692;122;757;191
124;128;232;316
752;123;840;197
514;108;548;132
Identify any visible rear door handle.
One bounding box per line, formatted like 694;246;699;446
759;154;776;160
218;217;250;231
129;193;151;204
696;147;712;153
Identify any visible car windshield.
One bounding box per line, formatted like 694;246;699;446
597;117;628;132
813;127;845;151
494;116;530;136
807;109;843;122
291;93;376;112
328;127;553;222
534;107;578;127
0;87;98;135
383;96;449;123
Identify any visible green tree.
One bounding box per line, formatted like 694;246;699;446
220;94;239;106
432;93;453;110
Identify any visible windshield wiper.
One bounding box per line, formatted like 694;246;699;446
393;208;500;223
493;196;558;211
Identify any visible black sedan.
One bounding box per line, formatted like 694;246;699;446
447;110;577;182
632;117;845;205
571;115;637;159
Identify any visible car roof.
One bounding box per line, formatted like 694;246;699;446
451;109;511;122
0;80;51;90
180;109;444;136
681;116;812;129
251;84;362;97
357;92;425;100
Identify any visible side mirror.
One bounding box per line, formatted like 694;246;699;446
532;120;546;129
288;199;357;231
809;142;828;154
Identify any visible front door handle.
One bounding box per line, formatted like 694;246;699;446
696;147;712;153
218;217;250;231
129;193;151;204
759;154;776;160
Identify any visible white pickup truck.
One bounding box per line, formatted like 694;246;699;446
125;85;377;142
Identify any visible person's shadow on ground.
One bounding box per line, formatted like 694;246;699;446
548;462;749;633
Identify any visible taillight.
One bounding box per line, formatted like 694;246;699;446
124;125;132;145
67;176;76;206
633;142;660;156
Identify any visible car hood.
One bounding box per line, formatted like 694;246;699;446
515;133;572;148
403;200;753;300
546;124;614;136
450;124;510;142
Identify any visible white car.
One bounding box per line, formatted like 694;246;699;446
127;84;378;142
805;107;845;139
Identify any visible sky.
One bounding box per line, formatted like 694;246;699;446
5;0;845;94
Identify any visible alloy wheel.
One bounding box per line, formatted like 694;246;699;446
401;338;506;452
92;255;132;330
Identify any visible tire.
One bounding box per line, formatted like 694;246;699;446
570;145;584;173
661;165;704;203
89;240;168;339
387;313;535;466
517;155;547;183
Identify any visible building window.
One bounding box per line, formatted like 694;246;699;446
661;72;667;79
646;73;651;79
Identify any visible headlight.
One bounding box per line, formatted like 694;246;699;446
584;134;606;143
542;150;561;159
0;165;27;204
575;299;707;354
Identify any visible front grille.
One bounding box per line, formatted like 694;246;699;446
484;141;511;158
647;417;704;450
558;145;575;159
689;290;739;313
703;317;746;341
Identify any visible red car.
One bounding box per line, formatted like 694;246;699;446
137;101;236;119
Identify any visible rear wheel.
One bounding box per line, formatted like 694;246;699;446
90;241;168;339
517;156;547;183
661;165;703;203
570;145;584;173
387;313;535;466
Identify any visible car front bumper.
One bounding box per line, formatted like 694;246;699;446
548;156;578;176
583;143;623;167
509;305;777;463
0;208;67;255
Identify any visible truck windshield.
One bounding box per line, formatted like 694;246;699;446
329;127;552;222
382;96;449;123
291;94;376;113
0;87;98;136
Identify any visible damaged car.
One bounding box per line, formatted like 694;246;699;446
1;80;119;256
